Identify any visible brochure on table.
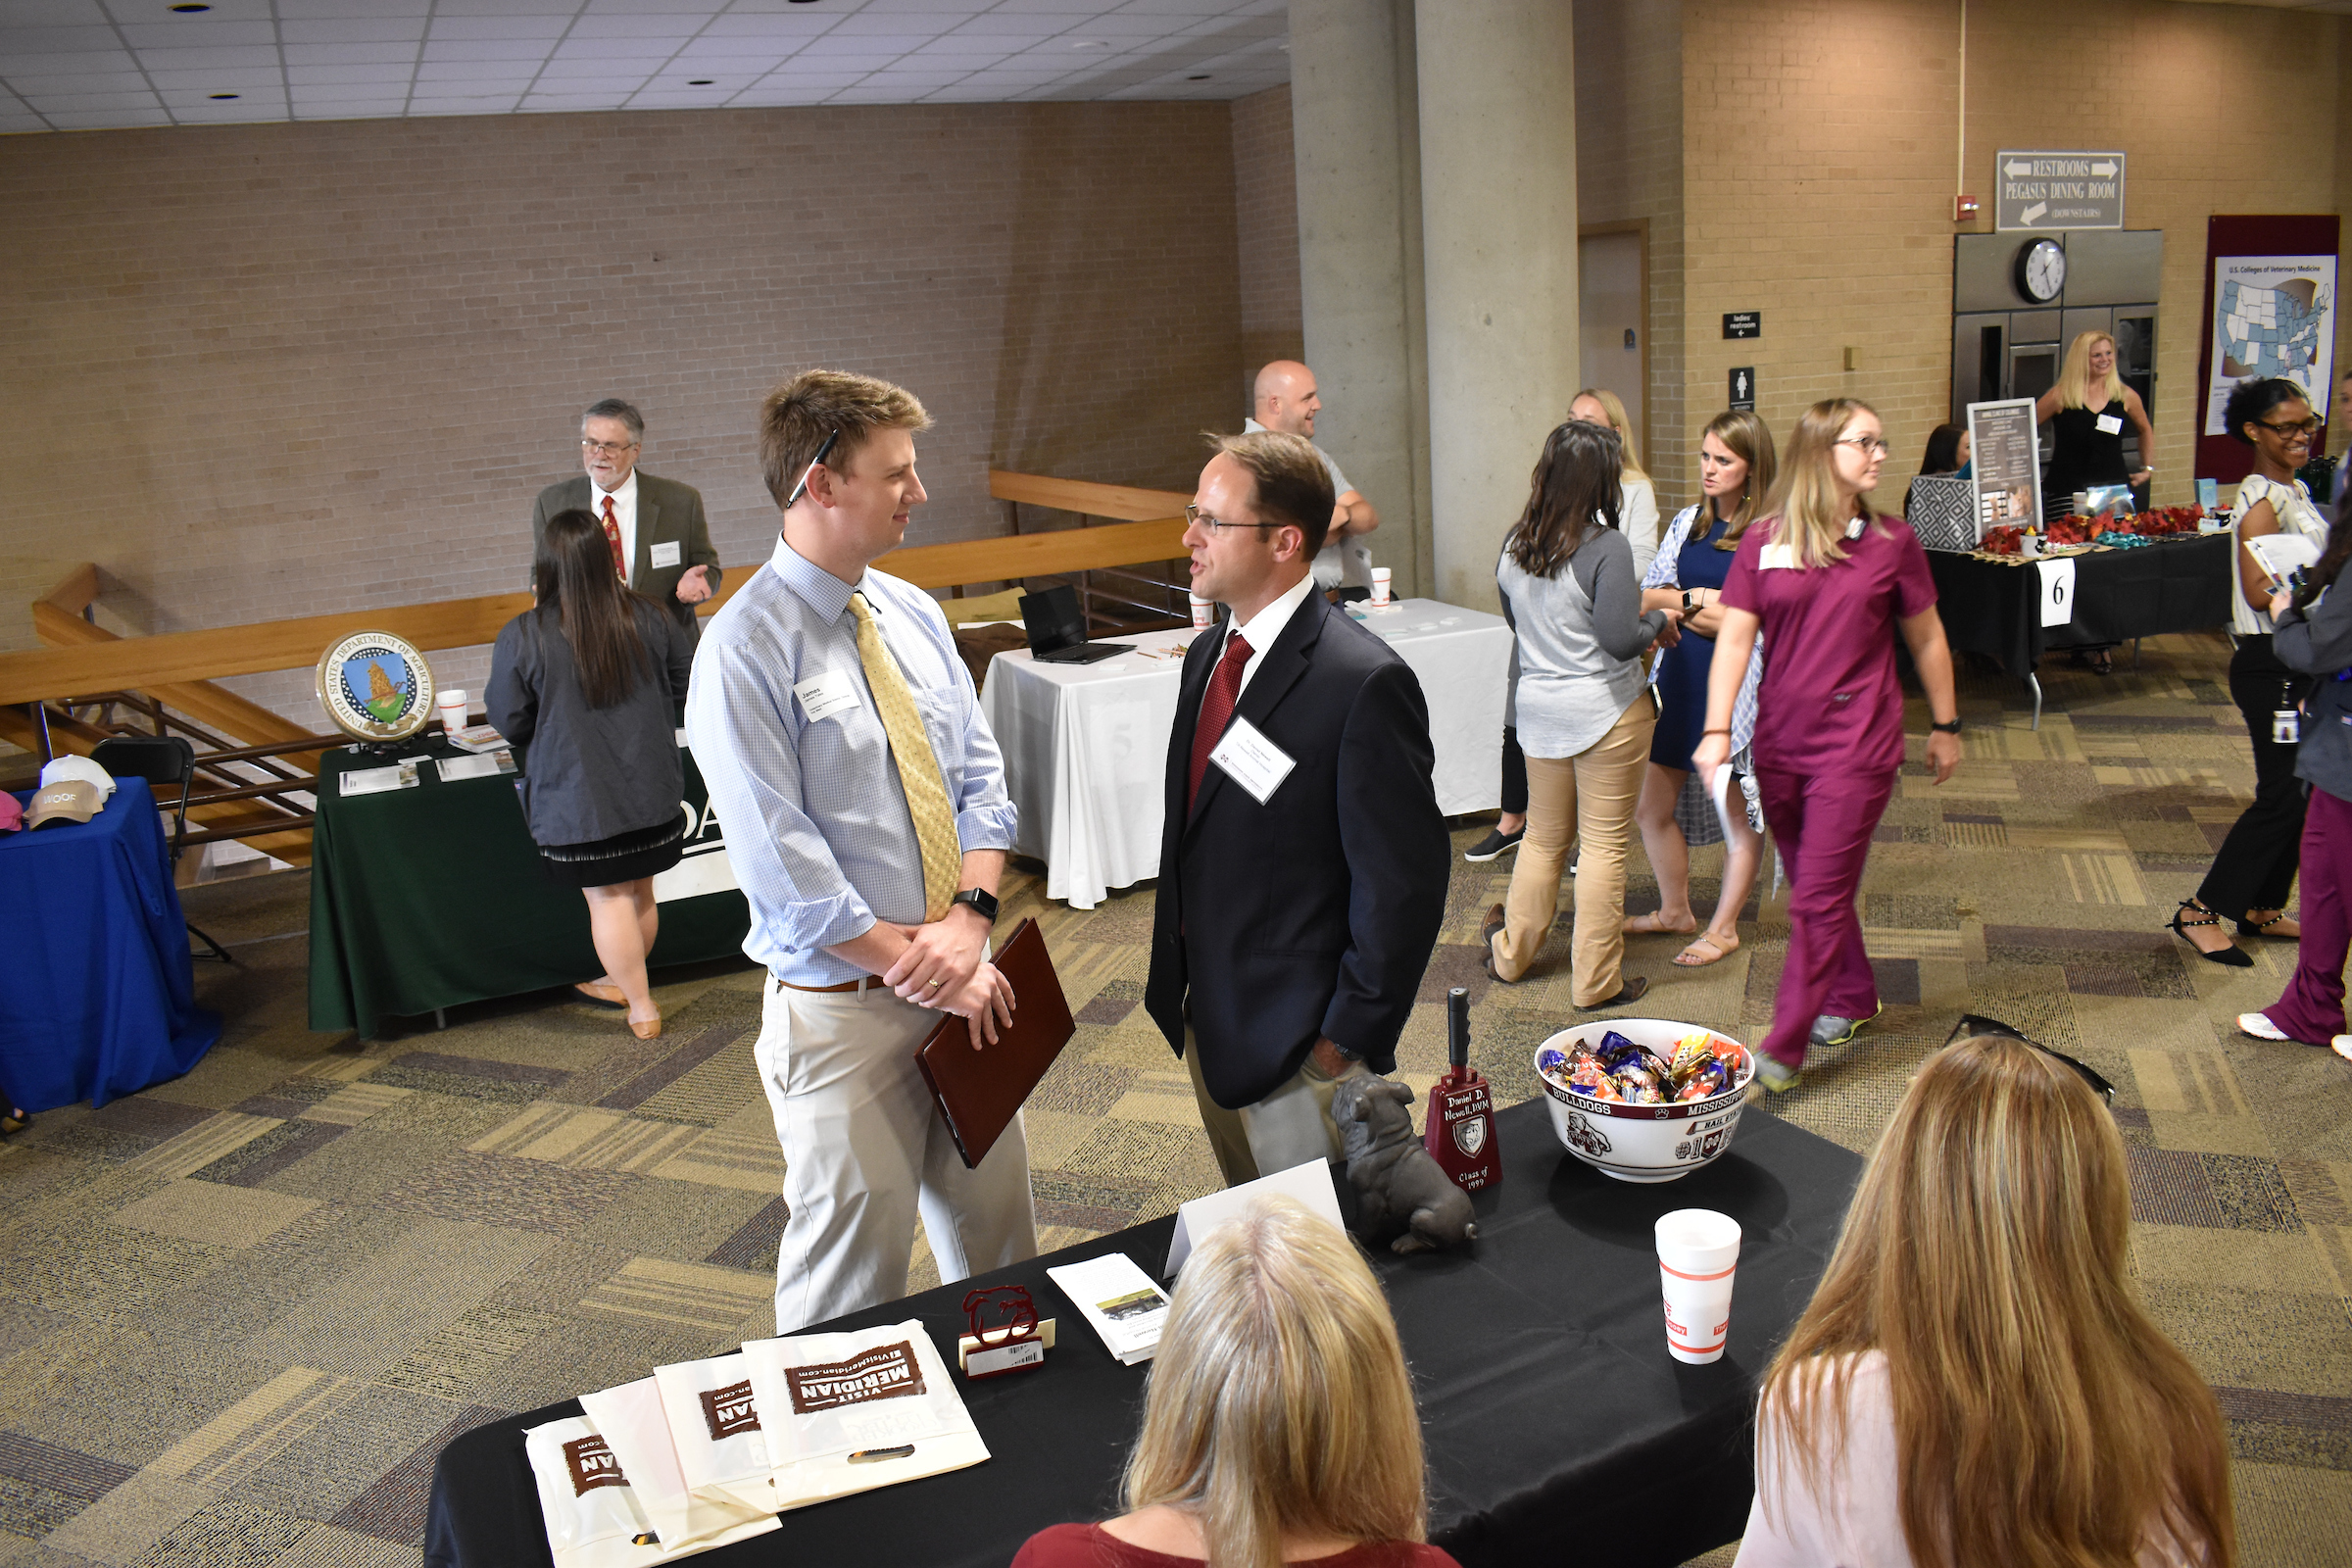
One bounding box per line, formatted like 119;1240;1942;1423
1164;1157;1345;1275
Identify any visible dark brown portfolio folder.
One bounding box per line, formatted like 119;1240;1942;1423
915;918;1074;1169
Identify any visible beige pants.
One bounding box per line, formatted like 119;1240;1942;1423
1182;1024;1348;1188
1490;694;1655;1004
755;975;1038;1334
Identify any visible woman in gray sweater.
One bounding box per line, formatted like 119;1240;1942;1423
487;510;696;1040
1482;420;1681;1007
2238;514;2352;1064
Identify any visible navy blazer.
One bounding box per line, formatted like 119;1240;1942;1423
1145;594;1450;1108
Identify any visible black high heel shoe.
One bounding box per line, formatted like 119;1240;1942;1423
2170;901;2252;968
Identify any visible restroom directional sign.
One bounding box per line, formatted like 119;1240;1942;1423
1994;150;2126;231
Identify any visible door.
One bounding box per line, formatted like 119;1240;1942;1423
1579;227;1646;458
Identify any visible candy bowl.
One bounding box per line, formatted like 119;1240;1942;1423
1532;1019;1754;1184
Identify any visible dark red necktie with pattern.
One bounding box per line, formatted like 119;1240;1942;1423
1187;631;1253;813
600;495;626;581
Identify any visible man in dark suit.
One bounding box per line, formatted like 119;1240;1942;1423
531;398;723;636
1144;429;1449;1187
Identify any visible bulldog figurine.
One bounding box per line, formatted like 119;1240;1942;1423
1332;1075;1479;1254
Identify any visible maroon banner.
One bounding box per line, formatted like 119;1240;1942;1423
2194;214;2340;484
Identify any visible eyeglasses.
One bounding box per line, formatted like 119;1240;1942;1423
2253;416;2321;437
1837;436;1892;459
1943;1013;2115;1105
581;439;639;458
1185;503;1280;534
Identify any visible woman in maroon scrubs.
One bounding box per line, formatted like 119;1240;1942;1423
1691;400;1963;1091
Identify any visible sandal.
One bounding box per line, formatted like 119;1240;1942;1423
1622;911;1698;937
2236;909;2299;940
2168;901;2252;968
1673;932;1740;967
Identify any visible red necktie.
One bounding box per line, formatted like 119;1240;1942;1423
1187;631;1253;813
600;495;626;582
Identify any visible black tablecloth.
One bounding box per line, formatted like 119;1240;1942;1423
307;739;752;1038
423;1097;1863;1568
1928;531;2233;678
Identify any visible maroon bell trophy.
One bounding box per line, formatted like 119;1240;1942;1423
1424;986;1500;1191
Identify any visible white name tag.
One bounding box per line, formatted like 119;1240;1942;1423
795;667;861;724
650;539;682;568
1760;542;1797;570
2094;414;2123;435
1207;715;1296;804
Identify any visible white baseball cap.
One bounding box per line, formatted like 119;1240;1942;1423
38;755;117;801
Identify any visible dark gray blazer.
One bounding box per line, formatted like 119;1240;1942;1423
2276;564;2352;804
531;471;722;636
485;598;694;850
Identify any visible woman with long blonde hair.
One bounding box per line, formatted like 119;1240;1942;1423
1011;1198;1460;1568
1735;1034;2235;1568
2037;330;2156;511
1691;400;1961;1090
1626;409;1777;967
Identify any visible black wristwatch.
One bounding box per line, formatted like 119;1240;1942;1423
949;888;1001;924
1930;717;1964;735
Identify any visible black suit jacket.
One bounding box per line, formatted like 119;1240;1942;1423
1145;593;1449;1108
531;472;722;636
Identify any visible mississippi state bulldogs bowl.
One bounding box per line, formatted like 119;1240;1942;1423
1532;1019;1754;1184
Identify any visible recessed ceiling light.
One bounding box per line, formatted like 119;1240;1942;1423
209;92;238;99
1070;39;1109;50
171;2;212;11
689;78;714;85
1187;74;1211;81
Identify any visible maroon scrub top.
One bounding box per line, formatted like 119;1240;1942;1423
1719;514;1938;775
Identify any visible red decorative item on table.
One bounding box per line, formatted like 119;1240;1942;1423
1424;987;1501;1192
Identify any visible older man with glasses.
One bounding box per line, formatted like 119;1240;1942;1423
530;397;723;638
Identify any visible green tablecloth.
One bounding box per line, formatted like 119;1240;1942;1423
308;740;751;1038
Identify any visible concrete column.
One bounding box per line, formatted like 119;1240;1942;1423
1415;2;1581;612
1290;0;1427;598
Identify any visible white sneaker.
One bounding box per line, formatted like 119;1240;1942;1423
2237;1012;2290;1042
2332;1036;2352;1064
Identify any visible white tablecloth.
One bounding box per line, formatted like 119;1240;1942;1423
979;598;1512;908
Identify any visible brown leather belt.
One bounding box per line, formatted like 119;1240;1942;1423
774;974;876;994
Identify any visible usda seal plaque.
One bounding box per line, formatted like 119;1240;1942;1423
316;630;436;743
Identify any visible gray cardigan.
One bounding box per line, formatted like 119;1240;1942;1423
486;598;694;848
1496;526;1671;759
2276;564;2352;805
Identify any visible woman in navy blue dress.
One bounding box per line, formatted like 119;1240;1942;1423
1624;411;1775;967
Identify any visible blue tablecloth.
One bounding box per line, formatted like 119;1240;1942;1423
0;778;221;1111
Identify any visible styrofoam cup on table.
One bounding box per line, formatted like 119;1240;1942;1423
1655;1208;1740;1363
436;688;467;733
1370;567;1392;607
1189;594;1212;630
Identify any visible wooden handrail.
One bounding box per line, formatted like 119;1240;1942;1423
987;470;1191;522
1;508;1190;707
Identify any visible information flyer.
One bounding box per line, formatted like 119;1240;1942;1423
2202;255;2336;434
1967;398;2043;532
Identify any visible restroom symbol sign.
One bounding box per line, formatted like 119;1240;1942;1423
1729;368;1756;411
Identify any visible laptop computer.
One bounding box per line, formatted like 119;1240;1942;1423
1020;585;1127;664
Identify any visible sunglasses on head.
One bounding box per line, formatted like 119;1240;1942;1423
1943;1013;2116;1105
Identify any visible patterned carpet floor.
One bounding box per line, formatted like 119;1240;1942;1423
0;627;2346;1567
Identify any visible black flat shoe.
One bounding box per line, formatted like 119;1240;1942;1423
2169;902;2252;968
1576;975;1650;1012
1464;825;1526;862
2236;910;2296;940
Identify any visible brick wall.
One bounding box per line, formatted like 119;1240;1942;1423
1680;0;2346;510
1231;83;1305;411
1576;0;1688;515
1;102;1242;723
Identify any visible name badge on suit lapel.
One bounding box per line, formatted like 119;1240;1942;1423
1207;716;1296;804
651;540;681;569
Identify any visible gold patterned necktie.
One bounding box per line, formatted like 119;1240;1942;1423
848;591;961;921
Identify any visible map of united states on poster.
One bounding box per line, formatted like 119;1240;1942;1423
2204;256;2337;436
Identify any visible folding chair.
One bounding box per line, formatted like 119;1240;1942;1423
89;736;234;963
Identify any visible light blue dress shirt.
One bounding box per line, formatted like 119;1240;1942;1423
684;535;1017;985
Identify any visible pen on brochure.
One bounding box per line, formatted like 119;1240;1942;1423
849;1445;916;1462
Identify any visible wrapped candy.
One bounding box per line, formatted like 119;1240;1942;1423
1544;1032;1746;1104
1673;1059;1731;1102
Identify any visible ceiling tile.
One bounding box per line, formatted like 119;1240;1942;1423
146;66;287;88
0;0;107;23
281;21;428;44
424;17;569;40
428;0;579;15
415;60;543;81
115;23;279;49
286;63;415;83
697;14;831;39
282;42;426;65
22;87;157;109
0;48;133;72
131;45;286;70
277;1;430;15
420;38;555;62
0;24;120;52
45;106;172;125
0;67;143;88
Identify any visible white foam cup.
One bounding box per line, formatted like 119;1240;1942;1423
1655;1208;1741;1364
436;689;468;733
1370;566;1393;607
1189;594;1212;630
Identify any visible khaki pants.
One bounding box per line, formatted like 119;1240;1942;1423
1182;1024;1348;1188
756;975;1038;1334
1490;695;1655;1004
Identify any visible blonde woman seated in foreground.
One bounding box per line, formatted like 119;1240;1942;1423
1011;1197;1460;1568
1736;1034;2234;1568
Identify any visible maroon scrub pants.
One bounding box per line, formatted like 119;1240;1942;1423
2259;783;2352;1047
1753;765;1897;1068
